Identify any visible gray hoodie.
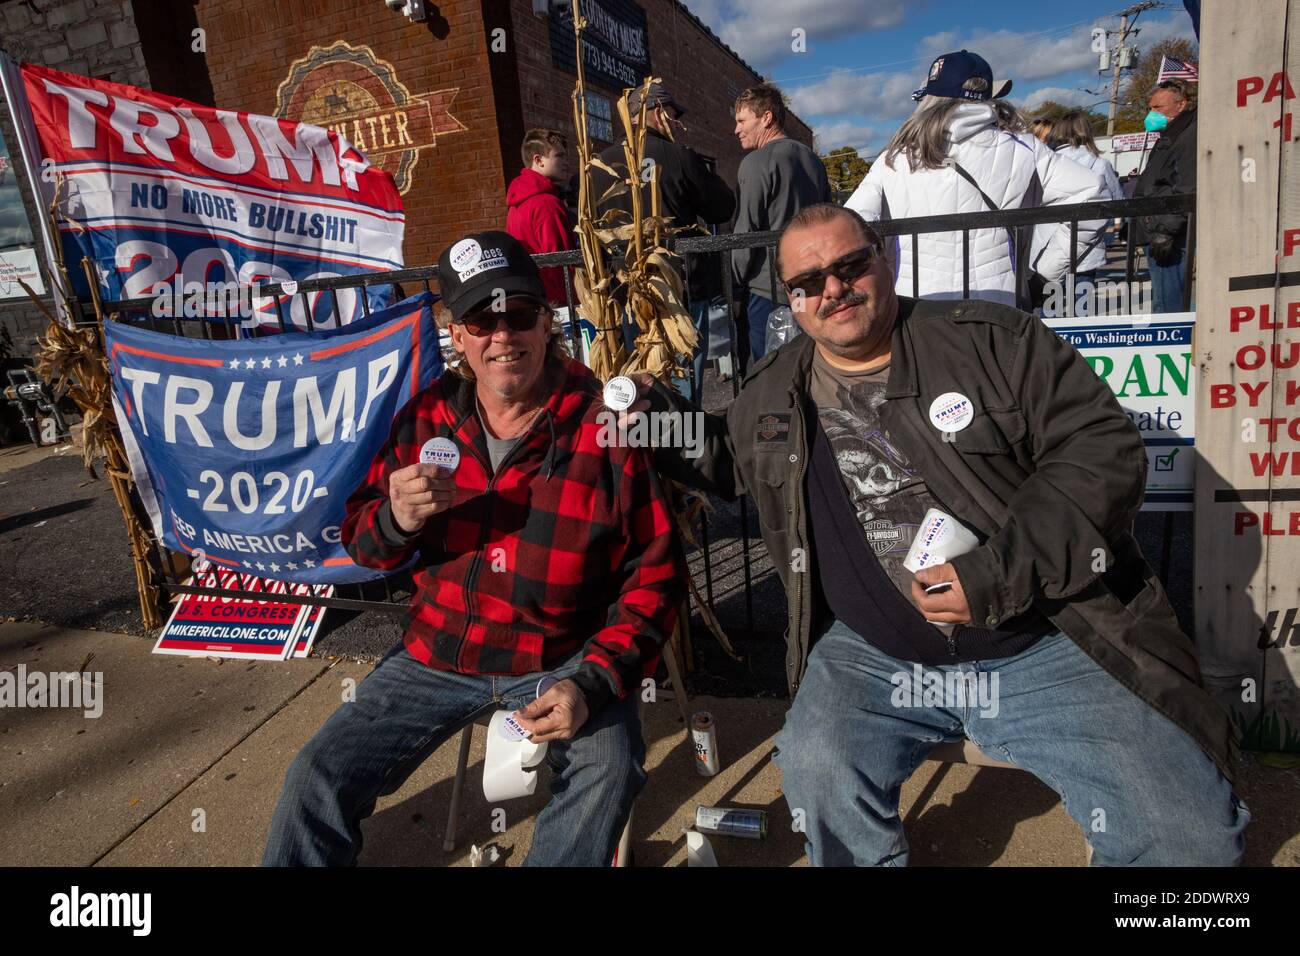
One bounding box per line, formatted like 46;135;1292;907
732;137;833;301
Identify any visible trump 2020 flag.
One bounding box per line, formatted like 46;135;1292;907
105;293;441;584
15;61;404;326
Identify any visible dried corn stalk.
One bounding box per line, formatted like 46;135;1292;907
570;8;738;662
17;178;164;629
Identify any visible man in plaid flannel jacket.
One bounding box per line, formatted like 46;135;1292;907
264;231;686;867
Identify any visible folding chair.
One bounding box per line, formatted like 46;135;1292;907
922;740;1094;864
442;641;691;866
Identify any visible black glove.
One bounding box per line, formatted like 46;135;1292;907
1147;232;1178;265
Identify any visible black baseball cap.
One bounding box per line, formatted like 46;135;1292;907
912;50;1012;102
628;81;687;117
436;230;547;322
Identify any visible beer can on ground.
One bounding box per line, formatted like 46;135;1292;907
691;710;720;776
695;806;767;840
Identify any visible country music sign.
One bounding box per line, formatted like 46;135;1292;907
13;62;404;326
107;293;442;584
1044;312;1196;511
276;41;466;196
549;0;651;92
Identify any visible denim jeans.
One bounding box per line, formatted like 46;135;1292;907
773;621;1250;867
1148;244;1188;314
745;291;776;367
263;643;644;866
673;298;712;402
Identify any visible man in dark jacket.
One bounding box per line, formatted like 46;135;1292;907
264;231;685;867
590;82;735;399
629;203;1247;866
506;129;574;306
1134;80;1197;313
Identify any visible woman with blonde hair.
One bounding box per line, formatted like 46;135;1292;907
1028;111;1123;305
846;50;1106;307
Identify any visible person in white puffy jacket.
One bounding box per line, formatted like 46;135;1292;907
845;50;1107;307
1028;111;1124;291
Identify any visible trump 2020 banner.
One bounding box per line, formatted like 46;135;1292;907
105;293;441;584
13;61;404;326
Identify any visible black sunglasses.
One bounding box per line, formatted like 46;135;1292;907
459;304;548;337
782;245;882;299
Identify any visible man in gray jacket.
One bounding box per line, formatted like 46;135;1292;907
732;84;832;370
630;203;1247;866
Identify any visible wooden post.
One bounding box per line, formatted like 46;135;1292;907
1194;0;1300;752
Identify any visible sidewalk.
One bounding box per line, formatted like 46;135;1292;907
3;620;1296;867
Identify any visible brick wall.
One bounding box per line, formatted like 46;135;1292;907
0;0;153;358
1;0;150;86
190;0;508;268
505;0;816;196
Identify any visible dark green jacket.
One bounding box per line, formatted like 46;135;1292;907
649;295;1236;783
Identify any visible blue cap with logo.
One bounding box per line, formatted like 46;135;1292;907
912;50;1012;102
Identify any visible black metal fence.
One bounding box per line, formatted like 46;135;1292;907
76;193;1196;630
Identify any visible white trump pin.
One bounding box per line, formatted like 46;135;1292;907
928;392;974;433
419;437;460;472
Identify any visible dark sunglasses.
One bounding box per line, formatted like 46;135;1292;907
459;305;548;337
782;244;882;298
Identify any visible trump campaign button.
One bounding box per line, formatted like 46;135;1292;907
419;437;460;472
928;392;974;433
603;376;637;411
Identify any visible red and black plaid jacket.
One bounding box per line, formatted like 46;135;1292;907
342;358;686;713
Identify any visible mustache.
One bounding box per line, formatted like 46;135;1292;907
817;292;868;319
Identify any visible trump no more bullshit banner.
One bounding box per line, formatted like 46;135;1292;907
106;293;442;585
0;56;404;326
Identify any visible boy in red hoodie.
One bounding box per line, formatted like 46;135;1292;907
506;129;573;305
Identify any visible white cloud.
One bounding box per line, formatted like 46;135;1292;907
1020;85;1095;113
812;121;880;156
788;68;918;121
917;26;1099;84
691;0;913;69
1126;12;1199;51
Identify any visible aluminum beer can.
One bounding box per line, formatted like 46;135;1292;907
691;710;720;776
695;806;767;840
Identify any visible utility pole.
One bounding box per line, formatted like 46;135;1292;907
1106;1;1159;136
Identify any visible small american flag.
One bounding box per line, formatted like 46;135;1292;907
1158;56;1199;82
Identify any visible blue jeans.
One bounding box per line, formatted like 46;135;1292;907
673;298;712;402
1148;244;1188;313
746;291;775;367
263;643;644;866
773;622;1249;867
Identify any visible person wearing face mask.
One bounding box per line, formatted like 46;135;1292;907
1132;79;1198;313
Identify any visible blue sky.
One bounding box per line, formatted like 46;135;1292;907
684;0;1199;157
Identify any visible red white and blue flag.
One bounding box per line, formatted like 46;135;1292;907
8;61;405;327
105;293;442;584
1157;57;1199;83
